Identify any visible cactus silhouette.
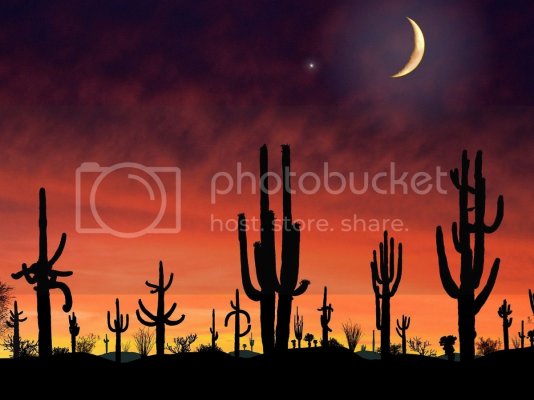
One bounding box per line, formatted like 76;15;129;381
238;145;309;353
11;188;73;357
6;301;27;359
294;306;304;348
249;333;255;352
529;289;534;314
224;289;251;358
436;150;503;362
497;299;512;350
528;330;534;347
304;333;314;347
370;230;402;359
439;335;457;361
372;330;375;352
103;333;110;354
107;298;129;363
68;312;80;353
317;286;333;347
136;261;185;356
395;315;411;355
518;320;525;349
210;308;219;349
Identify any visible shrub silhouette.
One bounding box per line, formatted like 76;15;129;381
436;151;503;362
167;334;197;353
6;301;27;359
238;145;309;353
476;337;501;355
342;320;362;352
137;261;185;356
370;230;402;359
304;333;314;347
11;188;73;357
439;335;457;361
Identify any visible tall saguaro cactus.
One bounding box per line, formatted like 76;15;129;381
497;299;512;351
107;298;129;363
518;320;525;349
238;145;309;353
317;286;333;347
210;308;219;349
68;312;80;353
11;188;73;357
370;230;402;359
436;150;503;362
6;301;27;359
294;306;304;348
224;289;251;358
136;261;185;356
396;315;411;355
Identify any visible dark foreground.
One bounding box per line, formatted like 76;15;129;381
1;347;531;395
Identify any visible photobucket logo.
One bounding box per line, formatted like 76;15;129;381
211;162;448;204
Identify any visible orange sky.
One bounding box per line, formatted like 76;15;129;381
1;0;534;356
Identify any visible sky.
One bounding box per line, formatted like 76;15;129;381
0;0;533;355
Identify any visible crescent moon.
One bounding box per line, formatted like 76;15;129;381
391;17;425;78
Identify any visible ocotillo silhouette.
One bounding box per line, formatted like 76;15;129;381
497;299;512;350
136;261;185;356
11;188;73;357
103;333;110;354
107;298;129;363
371;230;402;358
238;145;309;353
68;312;80;353
210;308;219;349
519;320;525;349
395;315;411;355
6;301;27;359
224;289;251;358
436;151;503;362
317;286;333;347
294;306;304;348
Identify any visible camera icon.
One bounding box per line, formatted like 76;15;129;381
76;162;181;238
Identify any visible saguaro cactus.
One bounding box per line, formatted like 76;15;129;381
11;188;73;357
238;145;309;353
68;312;80;353
317;286;333;347
518;320;525;349
224;289;251;357
210;308;219;349
436;150;503;362
529;289;534;314
396;315;411;355
103;334;110;354
294;306;304;348
370;230;402;358
497;299;512;351
249;333;255;352
107;298;129;363
136;261;185;356
6;301;27;359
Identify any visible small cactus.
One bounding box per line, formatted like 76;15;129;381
224;289;251;358
107;298;129;363
528;330;534;347
395;315;411;355
317;286;333;347
294;306;304;348
210;308;219;350
68;312;80;353
497;299;512;350
518;320;525;349
440;335;457;361
6;301;27;359
249;333;255;352
291;339;296;349
103;333;110;354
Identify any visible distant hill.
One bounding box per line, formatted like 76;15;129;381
228;349;260;358
99;352;141;363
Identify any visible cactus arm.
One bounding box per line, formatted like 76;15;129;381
224;311;236;327
436;226;460;299
292;279;310;296
166;314;186;326
145;280;159;293
389;236;395;283
48;233;67;266
164;303;177;319
374;294;382;330
474;258;500;314
529;290;534;314
136;309;157;327
107;311;116;332
49;281;72;312
122;314;129;331
238;215;262;302
163;273;174;292
371;251;383;284
50;269;73;277
137;299;157;321
6;320;14;328
396;327;402;338
390;243;402;296
484;195;504;234
452;223;461;253
241;323;251;337
406;316;411;329
450;168;460;190
12;263;37;283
